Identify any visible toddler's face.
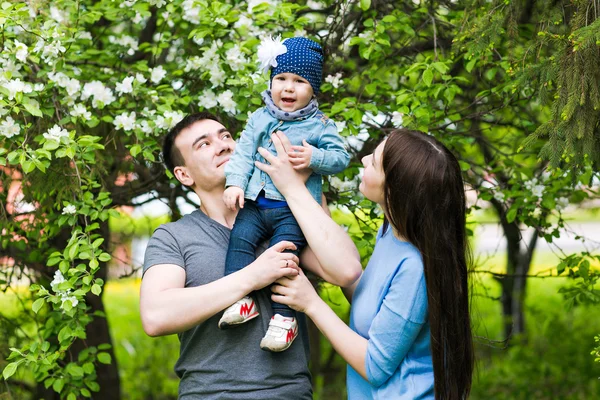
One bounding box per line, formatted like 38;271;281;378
271;73;314;113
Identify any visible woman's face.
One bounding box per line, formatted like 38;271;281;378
360;140;386;206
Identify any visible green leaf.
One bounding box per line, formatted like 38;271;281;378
97;352;111;365
23;98;43;117
67;364;84;378
52;378;64;393
466;58;477;73
32;298;45;313
360;0;371;11
91;284;102;296
98;253;111;262
67;393;76;400
422;69;434;87
130;145;142;157
506;207;518;223
2;361;20;380
458;161;470;171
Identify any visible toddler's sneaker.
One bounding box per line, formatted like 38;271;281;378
218;296;259;329
259;314;298;352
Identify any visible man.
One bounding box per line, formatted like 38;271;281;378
140;112;361;399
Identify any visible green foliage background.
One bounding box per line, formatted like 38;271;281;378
1;0;599;398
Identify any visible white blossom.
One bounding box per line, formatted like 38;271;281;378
226;45;247;72
163;111;184;129
132;12;144;24
198;89;218;109
50;270;66;291
215;17;228;26
192;35;204;46
217;90;237;114
172;80;183;90
209;65;226;87
247;0;278;14
391;111;403;127
65;78;81;97
50;6;68;23
120;0;137;7
234;14;253;29
556;197;569;211
113;112;137;131
294;28;307;37
493;191;505;202
325;72;343;89
150;65;167;84
79;31;92;40
154;115;168;130
81;81;116;108
116;76;135;94
41;40;66;64
62;204;77;215
0;116;20;138
14;40;28;63
60;293;79;308
43;125;69;141
113;35;139;56
3;79;33;100
135;73;147;84
70;104;92;120
137;120;153;134
147;0;167;8
335;120;346;133
34;83;44;91
185;56;203;72
182;0;202;24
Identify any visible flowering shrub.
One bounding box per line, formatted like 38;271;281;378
1;0;599;398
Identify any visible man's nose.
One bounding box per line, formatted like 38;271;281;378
215;139;233;154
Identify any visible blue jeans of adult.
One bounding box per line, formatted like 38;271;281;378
224;200;306;318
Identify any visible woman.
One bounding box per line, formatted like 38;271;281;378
256;129;474;399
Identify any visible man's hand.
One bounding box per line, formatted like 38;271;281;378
223;186;245;211
288;140;313;170
246;241;300;290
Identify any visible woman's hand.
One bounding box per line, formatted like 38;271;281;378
270;269;322;315
254;131;312;197
246;241;300;291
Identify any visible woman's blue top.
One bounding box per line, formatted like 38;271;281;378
347;226;434;399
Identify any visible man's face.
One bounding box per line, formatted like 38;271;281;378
173;119;236;191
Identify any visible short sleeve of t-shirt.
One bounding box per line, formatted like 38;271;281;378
143;226;184;275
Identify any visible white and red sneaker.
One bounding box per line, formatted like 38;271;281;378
259;314;298;352
218;296;259;329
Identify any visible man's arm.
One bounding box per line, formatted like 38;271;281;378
256;133;362;288
140;241;300;337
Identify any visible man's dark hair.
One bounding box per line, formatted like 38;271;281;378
162;112;221;174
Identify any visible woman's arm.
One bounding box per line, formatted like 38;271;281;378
272;271;369;380
255;132;362;287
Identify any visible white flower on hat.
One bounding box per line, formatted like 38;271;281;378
257;35;287;74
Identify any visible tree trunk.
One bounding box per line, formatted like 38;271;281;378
496;222;539;342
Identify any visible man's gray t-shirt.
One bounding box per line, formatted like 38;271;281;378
143;209;312;400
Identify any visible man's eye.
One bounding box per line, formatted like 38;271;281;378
223;133;232;139
199;142;208;148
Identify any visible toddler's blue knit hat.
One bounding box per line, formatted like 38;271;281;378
269;37;323;95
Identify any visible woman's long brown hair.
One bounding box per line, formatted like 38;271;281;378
381;129;474;399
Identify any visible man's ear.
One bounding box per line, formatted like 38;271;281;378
173;165;194;187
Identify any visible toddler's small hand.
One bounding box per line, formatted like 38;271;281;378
223;186;245;211
288;140;313;170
